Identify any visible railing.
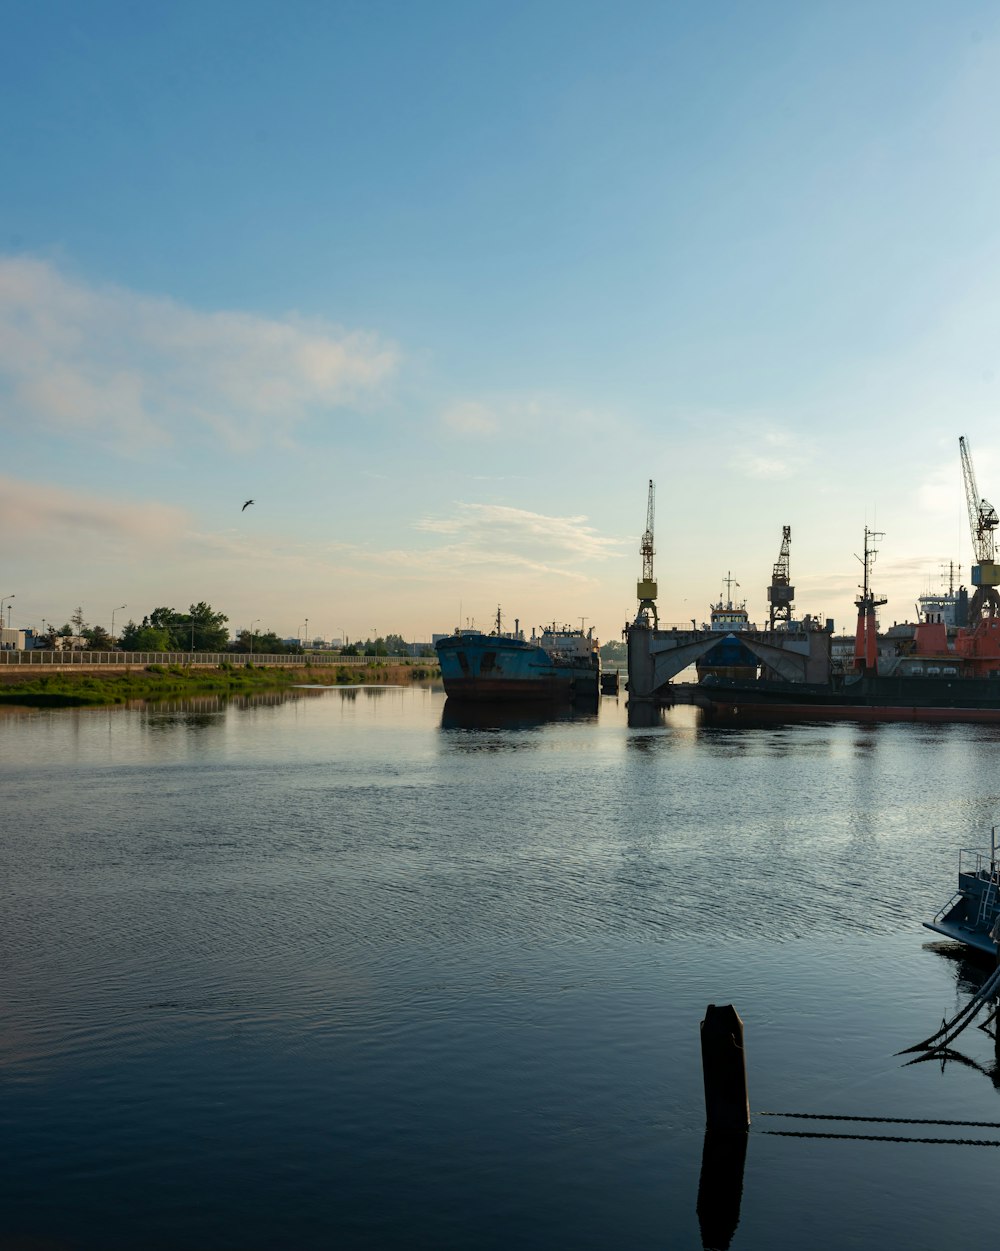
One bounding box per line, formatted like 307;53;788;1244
0;650;438;668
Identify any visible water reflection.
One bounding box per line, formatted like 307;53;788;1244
626;703;666;730
696;1129;747;1250
440;699;596;734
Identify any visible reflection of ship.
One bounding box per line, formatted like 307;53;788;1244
440;701;597;732
695;574;758;682
924;830;1000;957
436;609;600;702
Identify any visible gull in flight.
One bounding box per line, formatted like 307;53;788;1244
242;499;255;512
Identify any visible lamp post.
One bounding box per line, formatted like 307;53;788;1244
111;604;126;646
250;619;260;659
0;594;14;640
305;617;309;650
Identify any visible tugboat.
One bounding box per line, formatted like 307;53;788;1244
924;828;1000;956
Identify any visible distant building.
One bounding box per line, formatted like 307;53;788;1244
52;635;88;651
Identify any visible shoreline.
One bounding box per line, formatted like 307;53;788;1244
0;660;440;707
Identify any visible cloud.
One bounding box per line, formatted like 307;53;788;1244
0;256;398;452
0;474;187;543
728;426;815;481
441;401;498;436
412;501;626;578
438;392;620;441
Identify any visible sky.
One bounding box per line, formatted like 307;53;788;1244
4;0;1000;643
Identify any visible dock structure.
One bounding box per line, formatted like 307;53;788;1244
626;622;832;703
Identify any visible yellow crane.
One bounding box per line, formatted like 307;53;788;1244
636;479;658;627
959;435;1000;621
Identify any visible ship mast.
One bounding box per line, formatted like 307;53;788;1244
853;526;886;673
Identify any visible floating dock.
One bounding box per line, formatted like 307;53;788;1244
626;621;832;704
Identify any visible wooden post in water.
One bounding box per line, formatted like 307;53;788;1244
697;1005;750;1250
700;1003;750;1131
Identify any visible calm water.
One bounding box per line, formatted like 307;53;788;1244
3;684;1000;1249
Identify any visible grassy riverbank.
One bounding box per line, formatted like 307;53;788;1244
0;661;440;707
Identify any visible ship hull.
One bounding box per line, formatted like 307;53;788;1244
696;673;1000;723
436;633;599;703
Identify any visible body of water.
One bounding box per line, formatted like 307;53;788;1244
2;685;999;1248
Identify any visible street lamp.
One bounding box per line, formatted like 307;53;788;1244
305;617;309;649
111;604;126;646
0;594;14;638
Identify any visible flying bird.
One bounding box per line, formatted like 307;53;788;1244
242;499;255;512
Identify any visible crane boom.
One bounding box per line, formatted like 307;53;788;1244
767;525;794;629
959;435;1000;621
641;480;655;582
635;479;658;627
960;435;998;564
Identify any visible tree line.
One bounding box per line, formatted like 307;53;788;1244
37;605;432;656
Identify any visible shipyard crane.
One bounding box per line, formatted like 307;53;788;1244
959;435;1000;621
636;479;659;627
767;525;795;630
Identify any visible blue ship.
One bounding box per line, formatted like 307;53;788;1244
695;575;759;682
436;611;600;702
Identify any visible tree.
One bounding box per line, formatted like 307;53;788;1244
70;606;87;635
384;633;409;656
146;603;229;651
186;602;230;652
119;618;173;651
83;624;113;649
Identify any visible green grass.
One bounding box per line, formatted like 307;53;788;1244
0;662;438;707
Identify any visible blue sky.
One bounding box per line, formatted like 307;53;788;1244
4;0;1000;642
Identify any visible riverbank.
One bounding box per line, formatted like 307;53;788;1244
0;660;440;707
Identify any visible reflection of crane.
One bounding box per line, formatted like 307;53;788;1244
959;436;1000;621
636;479;658;627
767;525;794;629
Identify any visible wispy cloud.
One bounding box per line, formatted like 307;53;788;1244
728;426;816;481
441;401;498;436
0;256;398;453
0;474;186;544
439;392;620;441
412;501;626;578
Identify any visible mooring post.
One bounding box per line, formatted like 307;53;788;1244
700;1003;750;1131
